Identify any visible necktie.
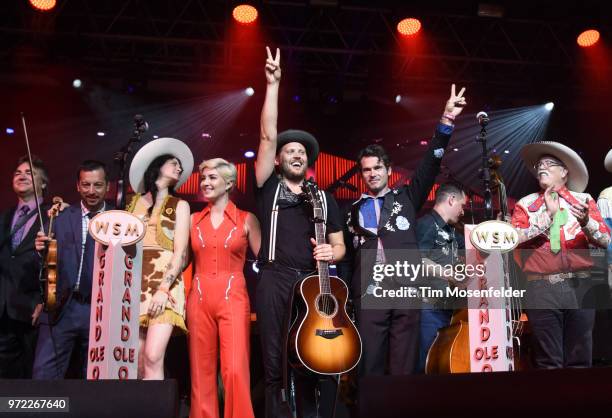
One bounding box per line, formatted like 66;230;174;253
550;193;568;254
11;206;31;250
76;212;97;298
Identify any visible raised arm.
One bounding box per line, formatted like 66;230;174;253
406;84;467;211
256;46;282;187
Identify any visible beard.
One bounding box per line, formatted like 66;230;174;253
367;178;387;195
280;161;307;182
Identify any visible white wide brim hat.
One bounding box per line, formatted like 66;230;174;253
605;149;612;173
520;141;588;193
129;137;194;194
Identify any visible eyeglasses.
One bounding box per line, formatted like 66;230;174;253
533;160;565;171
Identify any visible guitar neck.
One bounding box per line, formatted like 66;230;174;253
313;207;331;295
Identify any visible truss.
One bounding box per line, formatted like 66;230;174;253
1;0;609;92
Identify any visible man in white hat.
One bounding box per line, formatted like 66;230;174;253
597;149;612;286
511;142;610;368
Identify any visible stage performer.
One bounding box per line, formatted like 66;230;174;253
256;46;346;417
345;85;466;377
33;160;110;379
126;137;192;380
415;182;467;372
187;158;261;418
512;141;610;368
597;149;612;286
0;156;49;378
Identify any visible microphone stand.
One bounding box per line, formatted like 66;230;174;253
476;116;494;220
114;116;148;210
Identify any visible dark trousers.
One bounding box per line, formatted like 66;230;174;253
256;264;337;418
32;298;91;379
357;307;420;376
418;307;452;373
525;279;595;368
0;313;38;378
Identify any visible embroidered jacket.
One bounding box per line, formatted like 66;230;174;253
597;186;612;264
345;126;452;297
511;187;610;275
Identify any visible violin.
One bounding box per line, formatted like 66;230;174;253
43;197;63;312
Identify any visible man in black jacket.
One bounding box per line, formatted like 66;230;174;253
346;85;467;376
0;156;49;378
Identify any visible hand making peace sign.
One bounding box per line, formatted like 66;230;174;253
443;84;467;118
265;46;281;84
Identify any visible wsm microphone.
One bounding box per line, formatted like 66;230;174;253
476;111;489;127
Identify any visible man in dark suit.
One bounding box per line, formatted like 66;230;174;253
32;160;110;379
345;85;467;378
0;156;49;378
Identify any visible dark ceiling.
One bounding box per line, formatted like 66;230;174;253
1;0;611;205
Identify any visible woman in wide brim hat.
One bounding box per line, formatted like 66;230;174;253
520;140;588;192
127;137;193;380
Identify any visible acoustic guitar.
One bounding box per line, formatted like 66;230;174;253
288;179;362;375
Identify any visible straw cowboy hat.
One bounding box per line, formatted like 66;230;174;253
129;137;194;193
276;129;320;166
520;141;588;192
605;149;612;173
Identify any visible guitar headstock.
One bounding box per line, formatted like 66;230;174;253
301;177;322;209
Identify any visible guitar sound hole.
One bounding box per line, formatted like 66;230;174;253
315;294;338;318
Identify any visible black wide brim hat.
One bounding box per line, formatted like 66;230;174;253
277;129;319;167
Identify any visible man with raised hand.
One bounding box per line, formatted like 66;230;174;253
256;46;346;418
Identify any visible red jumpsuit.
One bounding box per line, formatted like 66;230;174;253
187;201;254;418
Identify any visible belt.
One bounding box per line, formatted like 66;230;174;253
71;291;90;304
261;261;316;276
527;271;589;284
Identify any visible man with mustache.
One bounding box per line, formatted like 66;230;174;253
256;46;346;417
512;142;610;368
32;160;110;379
346;85;466;378
0;156;49;378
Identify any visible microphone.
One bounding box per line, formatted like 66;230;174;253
134;114;149;134
476;111;489;127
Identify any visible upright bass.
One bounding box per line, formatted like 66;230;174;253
425;155;527;373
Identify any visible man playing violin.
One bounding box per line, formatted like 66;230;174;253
32;160;110;379
0;156;49;378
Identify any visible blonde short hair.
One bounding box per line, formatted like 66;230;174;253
198;158;237;193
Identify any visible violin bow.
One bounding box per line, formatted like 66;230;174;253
20;112;46;236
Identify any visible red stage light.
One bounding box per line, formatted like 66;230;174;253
397;18;422;37
233;4;258;25
29;0;56;12
577;29;600;47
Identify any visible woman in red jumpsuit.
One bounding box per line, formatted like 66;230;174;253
188;158;261;418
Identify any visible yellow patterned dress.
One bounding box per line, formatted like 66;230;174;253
127;194;187;334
